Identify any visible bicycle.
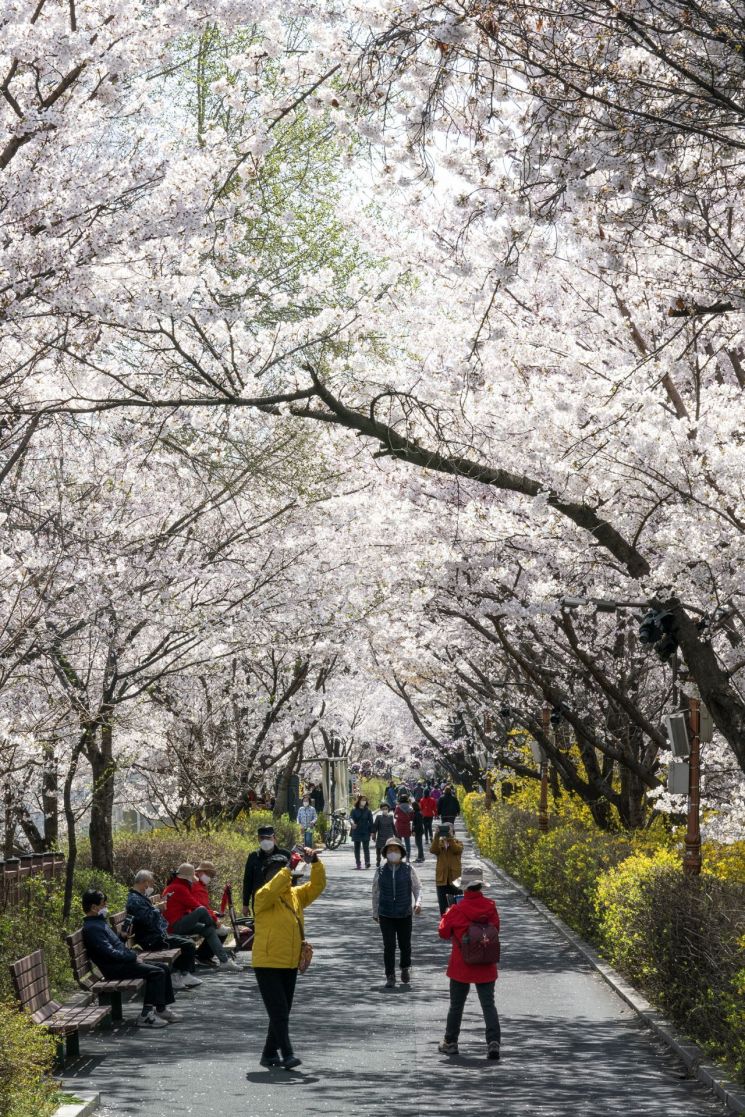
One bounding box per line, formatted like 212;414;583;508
325;809;348;850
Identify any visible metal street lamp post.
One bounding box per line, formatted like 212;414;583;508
539;703;550;833
683;696;702;876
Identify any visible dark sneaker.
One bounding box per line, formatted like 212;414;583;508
400;968;411;984
282;1055;302;1070
259;1054;283;1068
438;1040;458;1055
487;1042;501;1060
385;973;395;988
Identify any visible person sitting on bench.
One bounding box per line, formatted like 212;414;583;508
191;861;231;966
81;888;177;1029
126;870;202;990
162;863;240;972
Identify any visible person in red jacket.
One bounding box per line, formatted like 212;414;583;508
162;863;240;972
192;860;231;965
419;791;437;842
437;864;501;1060
394;794;414;859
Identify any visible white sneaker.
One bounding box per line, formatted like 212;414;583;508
219;959;241;972
181;973;203;988
170;973;188;990
156;1008;178;1022
137;1010;168;1028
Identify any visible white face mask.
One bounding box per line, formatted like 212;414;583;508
386;851;402;864
98;907;109;918
198;874;211;886
144;886;154;897
259;839;275;853
360;801;367;807
302;800;309;806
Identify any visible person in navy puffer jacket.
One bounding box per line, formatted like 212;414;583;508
81;888;176;1029
371;836;422;988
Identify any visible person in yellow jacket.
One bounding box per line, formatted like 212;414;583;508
430;823;464;914
252;847;326;1070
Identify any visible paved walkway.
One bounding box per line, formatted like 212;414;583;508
64;828;729;1117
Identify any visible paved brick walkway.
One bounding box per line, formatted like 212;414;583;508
63;827;729;1117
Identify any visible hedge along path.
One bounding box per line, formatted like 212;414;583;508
62;828;729;1117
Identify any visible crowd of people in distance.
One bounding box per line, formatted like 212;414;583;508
78;776;500;1070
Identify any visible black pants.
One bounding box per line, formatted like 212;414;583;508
140;933;197;974
353;838;371;866
102;960;175;1012
436;884;462;915
422;817;433;841
379;914;412;975
254;967;298;1059
445;979;501;1045
413;832;425;860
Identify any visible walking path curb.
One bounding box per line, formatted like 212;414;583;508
53;1091;100;1117
476;848;745;1116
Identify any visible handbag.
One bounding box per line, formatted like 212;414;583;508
281;897;314;974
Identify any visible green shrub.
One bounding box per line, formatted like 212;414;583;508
0;1001;57;1117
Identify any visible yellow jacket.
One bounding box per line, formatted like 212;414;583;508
430;834;463;886
252;860;326;969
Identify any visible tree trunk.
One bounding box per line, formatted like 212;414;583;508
87;719;115;875
42;749;59;849
63;729;88;920
3;781;15;858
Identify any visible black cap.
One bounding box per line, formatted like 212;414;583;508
257;825;275;837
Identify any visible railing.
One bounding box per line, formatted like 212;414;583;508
0;852;66;910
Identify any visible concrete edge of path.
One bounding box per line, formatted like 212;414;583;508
53;1091;100;1117
477;852;745;1116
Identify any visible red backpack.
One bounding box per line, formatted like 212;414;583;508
460;917;501;965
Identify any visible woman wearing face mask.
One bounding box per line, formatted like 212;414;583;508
349;794;374;869
371;836;422;988
242;826;293;916
192;861;232;964
431;823;464;915
371;801;396;866
297;796;318;849
252;846;326;1069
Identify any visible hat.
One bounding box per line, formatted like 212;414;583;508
176;862;195;880
257;825;275;838
382;836;407;858
195;861;217;876
453;864;489;890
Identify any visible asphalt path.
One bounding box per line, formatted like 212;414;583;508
64;826;729;1117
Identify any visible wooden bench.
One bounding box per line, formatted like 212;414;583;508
10;950;110;1059
65;928;144;1022
110;909;181;968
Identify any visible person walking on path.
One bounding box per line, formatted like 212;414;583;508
371;836;422;988
82;888;177;1029
431;823;464;914
308;782;325;814
412;799;425;863
385;781;398;809
431;784;443;803
438;785;461;826
297;796;318;848
371;801;396;866
349;794;374;869
163;864;240;971
126;870;201;990
412;780;424;802
437;864;501;1060
419;790;437;842
394;793;414;859
242;825;292;914
252;847;326;1070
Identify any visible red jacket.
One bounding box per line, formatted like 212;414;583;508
192;878;219;923
162;876;201;929
394;803;413;838
419;796;437;818
438;888;500;984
